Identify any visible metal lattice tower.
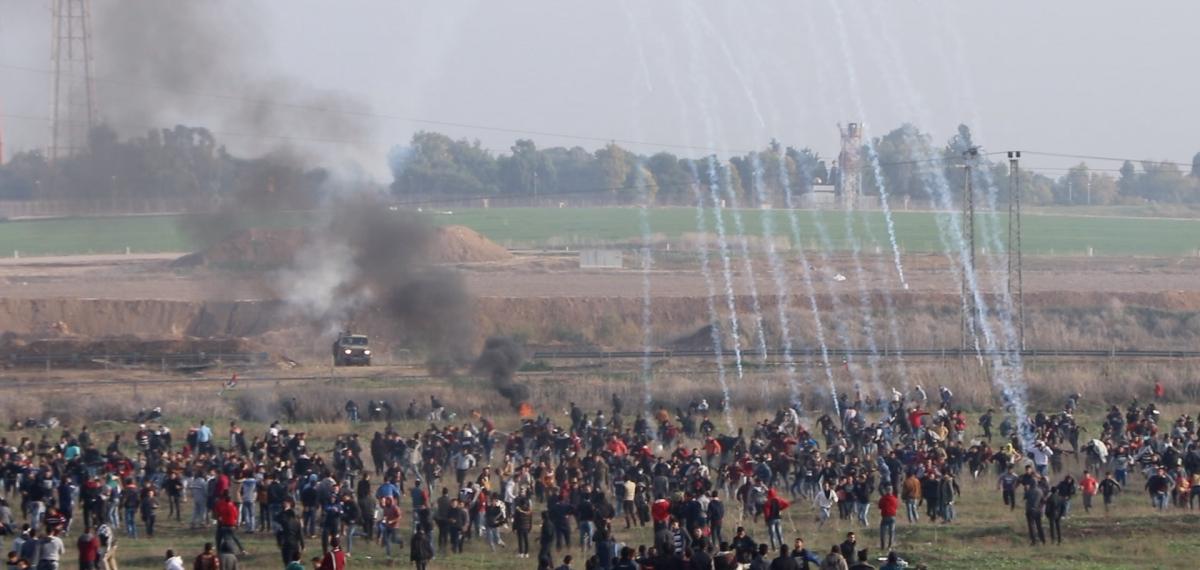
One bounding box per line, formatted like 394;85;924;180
49;0;98;164
837;122;862;208
1007;151;1025;350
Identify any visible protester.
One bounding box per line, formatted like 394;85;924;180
1;390;1194;569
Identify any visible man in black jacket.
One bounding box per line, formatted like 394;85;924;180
275;500;304;567
707;492;726;547
838;532;858;561
769;544;800;570
731;526;758;564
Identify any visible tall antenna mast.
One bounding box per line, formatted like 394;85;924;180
1007;151;1025;350
49;0;98;166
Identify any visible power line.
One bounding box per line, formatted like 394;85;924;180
0;111;402;151
1022;151;1195;170
0;61;767;155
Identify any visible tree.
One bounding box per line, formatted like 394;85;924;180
646;152;691;205
390;132;498;196
1118;160;1139;199
497;139;556;197
0;150;46;199
594;143;633;200
626;163;658;204
786;147;825;192
868;124;933;199
1140;161;1189;203
1054;163;1091;205
1192;152;1200;178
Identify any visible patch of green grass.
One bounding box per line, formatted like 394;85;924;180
1;207;1198;256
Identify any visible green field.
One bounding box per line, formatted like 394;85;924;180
1;207;1198;257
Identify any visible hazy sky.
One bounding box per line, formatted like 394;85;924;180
2;0;1197;177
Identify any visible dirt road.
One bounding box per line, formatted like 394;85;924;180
1;252;1198;301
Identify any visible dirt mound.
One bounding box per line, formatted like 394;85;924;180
3;335;256;356
174;228;307;269
174;225;509;268
665;324;717;350
1;335;263;369
430;225;512;263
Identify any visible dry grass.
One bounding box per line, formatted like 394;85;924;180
5;357;1200;431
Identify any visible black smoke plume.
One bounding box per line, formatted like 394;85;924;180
472;337;529;409
279;196;475;371
93;0;375;241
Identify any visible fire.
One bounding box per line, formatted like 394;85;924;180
518;402;534;418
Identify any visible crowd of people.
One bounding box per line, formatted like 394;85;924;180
1;385;1197;569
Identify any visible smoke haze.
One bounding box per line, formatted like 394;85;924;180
472;337;530;409
94;0;374;161
277;196;476;370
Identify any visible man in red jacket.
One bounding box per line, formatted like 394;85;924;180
878;486;900;551
214;491;247;556
318;536;347;570
77;526;100;570
762;488;789;551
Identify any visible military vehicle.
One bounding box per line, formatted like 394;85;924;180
332;332;371;366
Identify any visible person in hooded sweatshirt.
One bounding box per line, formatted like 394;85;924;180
763;489;790;552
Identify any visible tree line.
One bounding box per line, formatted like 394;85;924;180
2;122;1198;208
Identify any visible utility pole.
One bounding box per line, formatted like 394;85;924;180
49;0;98;166
1007;151;1024;350
961;147;979;352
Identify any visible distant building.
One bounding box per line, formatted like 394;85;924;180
579;249;623;269
801;184;838;208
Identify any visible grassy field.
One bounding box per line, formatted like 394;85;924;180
1;207;1198;257
2;393;1200;570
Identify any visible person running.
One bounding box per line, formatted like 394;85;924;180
998;468;1019;511
1044;488;1065;544
411;529;434;570
1024;481;1046;546
1099;472;1123;513
1146;467;1173;511
1080;471;1099;513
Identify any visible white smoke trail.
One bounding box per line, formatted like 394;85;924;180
719;165;771;387
751;152;803;406
704;158;747;384
843;1;1032;445
617;0;658;415
690;163;736;431
656;3;737;430
680;2;747;391
777;163;841;418
819;6;909;293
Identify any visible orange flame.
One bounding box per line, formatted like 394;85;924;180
518;402;534;418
